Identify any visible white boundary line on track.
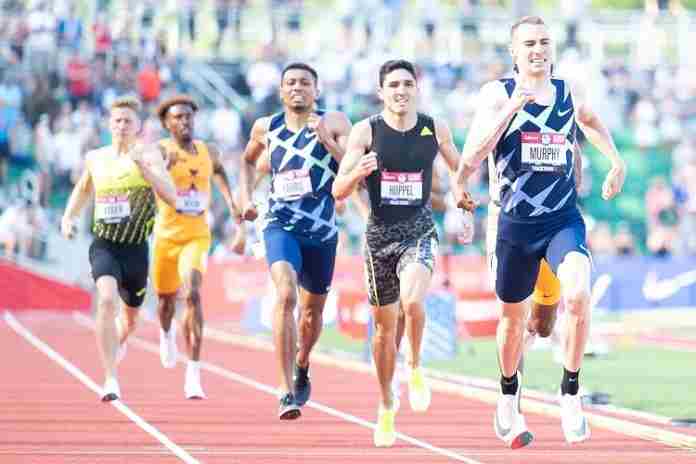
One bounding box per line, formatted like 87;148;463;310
72;312;484;464
4;312;201;464
198;325;696;451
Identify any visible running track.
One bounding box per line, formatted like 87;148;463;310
3;312;696;464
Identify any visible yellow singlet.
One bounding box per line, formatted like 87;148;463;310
154;139;213;242
90;146;156;244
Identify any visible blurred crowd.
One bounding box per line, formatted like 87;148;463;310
0;0;695;263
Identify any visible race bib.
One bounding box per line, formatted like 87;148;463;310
520;132;567;173
273;169;313;201
176;190;208;216
380;171;423;206
95;194;131;223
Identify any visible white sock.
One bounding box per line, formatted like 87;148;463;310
186;361;200;379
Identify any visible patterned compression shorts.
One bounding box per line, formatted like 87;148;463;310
363;207;438;307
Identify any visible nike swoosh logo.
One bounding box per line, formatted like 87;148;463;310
557;107;572;117
642;269;696;301
304;131;316;140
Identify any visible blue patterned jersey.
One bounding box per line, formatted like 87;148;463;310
494;78;578;218
263;111;339;242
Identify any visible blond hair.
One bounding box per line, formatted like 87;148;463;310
110;96;142;114
510;16;546;40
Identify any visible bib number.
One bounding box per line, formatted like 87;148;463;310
520;132;567;173
176;190;207;216
380;171;423;206
95;195;131;223
273;169;313;201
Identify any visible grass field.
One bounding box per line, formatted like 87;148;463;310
318;327;696;419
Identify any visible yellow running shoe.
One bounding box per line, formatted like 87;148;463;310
408;367;431;412
373;406;396;447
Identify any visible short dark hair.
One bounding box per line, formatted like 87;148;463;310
156;95;198;125
281;62;318;84
379;60;417;87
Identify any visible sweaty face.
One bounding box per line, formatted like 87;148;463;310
165;104;195;143
511;23;553;77
280;69;318;112
109;107;140;142
379;68;418;116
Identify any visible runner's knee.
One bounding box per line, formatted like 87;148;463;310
558;253;591;316
97;293;118;317
184;288;201;309
276;282;298;313
400;297;424;319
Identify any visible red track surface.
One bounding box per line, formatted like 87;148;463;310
3;312;696;464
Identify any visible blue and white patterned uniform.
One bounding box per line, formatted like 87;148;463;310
492;77;589;303
264;111;339;243
262;111;339;295
494;78;578;218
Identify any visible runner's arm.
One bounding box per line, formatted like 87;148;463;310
332;119;373;201
136;144;177;207
61;158;94;236
574;101;626;199
458;82;523;183
209;143;241;222
313;111;352;163
239;117;268;214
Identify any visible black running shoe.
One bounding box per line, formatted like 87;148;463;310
278;393;301;420
294;364;312;406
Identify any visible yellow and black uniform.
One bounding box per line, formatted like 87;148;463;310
486;154;561;306
152;139;213;294
88;146;156;307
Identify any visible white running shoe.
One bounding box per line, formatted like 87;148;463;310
101;377;121;402
114;317;127;365
159;325;178;369
407;366;431;412
185;361;206;399
559;392;591;444
494;373;534;449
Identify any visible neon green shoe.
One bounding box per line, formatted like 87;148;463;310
373;406;396;447
408;367;431;412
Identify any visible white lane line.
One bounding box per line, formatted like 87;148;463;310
203;325;696;451
73;312;484;464
4;312;201;464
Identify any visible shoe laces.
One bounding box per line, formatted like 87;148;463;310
281;392;295;406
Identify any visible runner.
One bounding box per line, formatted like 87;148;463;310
455;16;626;448
238;62;352;419
333;59;468;447
151;95;241;399
60;96;176;401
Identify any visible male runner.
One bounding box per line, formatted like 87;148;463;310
455;16;626;448
333;59;466;447
238;63;352;419
486;143;583;347
152;95;241;399
61;96;176;401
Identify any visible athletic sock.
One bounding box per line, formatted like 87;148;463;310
500;372;518;395
561;367;580;395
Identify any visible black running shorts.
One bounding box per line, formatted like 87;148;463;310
89;238;149;308
364;208;438;307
